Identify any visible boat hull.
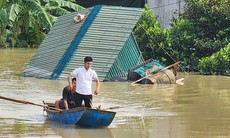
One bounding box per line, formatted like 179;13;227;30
75;108;116;127
46;107;116;127
46;107;86;124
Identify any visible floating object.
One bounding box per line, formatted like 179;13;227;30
73;13;85;23
129;59;180;84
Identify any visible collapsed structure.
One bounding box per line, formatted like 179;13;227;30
22;5;178;84
22;5;144;81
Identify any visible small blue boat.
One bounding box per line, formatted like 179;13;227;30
45;105;116;127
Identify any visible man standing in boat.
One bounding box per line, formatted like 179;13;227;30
68;56;100;108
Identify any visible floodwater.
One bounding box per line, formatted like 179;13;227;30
0;48;230;138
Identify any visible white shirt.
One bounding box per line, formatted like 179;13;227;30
71;67;98;95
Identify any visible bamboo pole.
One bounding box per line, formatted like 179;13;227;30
0;96;62;112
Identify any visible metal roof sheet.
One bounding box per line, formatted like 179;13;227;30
22;5;144;81
60;5;143;80
22;8;92;78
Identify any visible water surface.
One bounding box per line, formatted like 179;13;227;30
0;48;230;138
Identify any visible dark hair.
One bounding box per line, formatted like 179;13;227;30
72;78;76;82
84;56;93;62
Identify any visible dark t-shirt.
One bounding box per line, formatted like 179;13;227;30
62;86;76;109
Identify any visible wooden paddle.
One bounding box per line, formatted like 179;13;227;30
95;105;122;110
103;106;122;110
0;95;62;111
131;61;180;84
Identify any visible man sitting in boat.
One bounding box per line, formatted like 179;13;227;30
55;78;77;110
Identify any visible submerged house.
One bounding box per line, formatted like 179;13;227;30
22;5;144;81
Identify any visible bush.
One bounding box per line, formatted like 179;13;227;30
169;0;230;71
198;43;230;75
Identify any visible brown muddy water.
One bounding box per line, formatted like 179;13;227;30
0;48;230;138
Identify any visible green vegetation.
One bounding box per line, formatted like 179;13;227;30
134;0;230;75
198;43;230;75
134;7;172;64
0;0;229;75
0;0;83;48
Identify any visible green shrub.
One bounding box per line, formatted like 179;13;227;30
198;43;230;75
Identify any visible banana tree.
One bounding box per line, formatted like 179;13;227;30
0;0;84;47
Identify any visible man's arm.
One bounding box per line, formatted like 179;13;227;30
68;74;73;91
62;87;69;110
94;78;100;95
63;99;69;110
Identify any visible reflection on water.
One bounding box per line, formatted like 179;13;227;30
0;49;230;137
0;118;58;138
46;120;113;138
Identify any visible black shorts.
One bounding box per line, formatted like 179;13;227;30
59;99;76;109
75;93;92;108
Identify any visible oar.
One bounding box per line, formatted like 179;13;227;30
102;106;122;110
95;105;122;110
131;61;180;84
0;95;62;112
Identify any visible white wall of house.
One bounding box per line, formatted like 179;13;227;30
147;0;185;28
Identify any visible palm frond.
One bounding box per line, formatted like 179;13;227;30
47;14;57;23
0;0;7;9
50;0;84;11
30;22;46;44
25;0;52;28
22;12;30;33
9;4;21;22
0;9;8;27
45;6;70;16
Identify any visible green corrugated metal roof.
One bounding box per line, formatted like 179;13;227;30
105;34;143;79
21;8;92;78
22;5;144;81
60;5;143;80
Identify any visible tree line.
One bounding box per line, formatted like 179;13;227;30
134;0;230;75
0;0;229;75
